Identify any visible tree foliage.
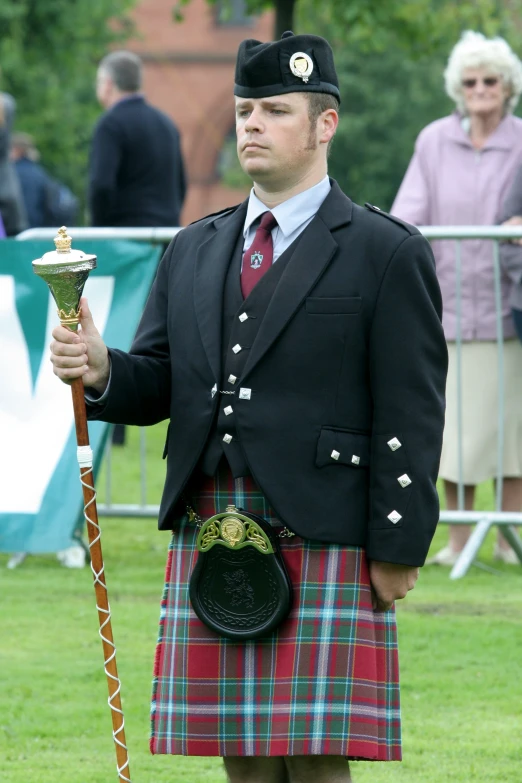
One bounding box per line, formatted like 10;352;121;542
0;0;135;221
299;1;522;208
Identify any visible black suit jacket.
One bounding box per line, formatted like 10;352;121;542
88;95;186;227
88;181;448;566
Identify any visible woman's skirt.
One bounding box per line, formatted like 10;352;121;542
439;339;522;484
150;464;401;760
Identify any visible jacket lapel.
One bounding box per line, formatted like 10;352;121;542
194;202;248;381
241;181;353;381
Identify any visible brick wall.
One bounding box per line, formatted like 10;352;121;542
127;0;274;224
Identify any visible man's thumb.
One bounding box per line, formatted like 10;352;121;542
79;297;99;335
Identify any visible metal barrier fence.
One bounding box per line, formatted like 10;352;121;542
17;225;522;578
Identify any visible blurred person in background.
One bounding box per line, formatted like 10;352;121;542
392;31;522;566
10;132;79;228
0;90;27;235
89;49;187;445
89;49;186;229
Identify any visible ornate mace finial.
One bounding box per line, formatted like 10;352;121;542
54;226;73;253
32;227;97;331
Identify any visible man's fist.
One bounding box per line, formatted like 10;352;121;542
369;561;419;612
50;297;110;393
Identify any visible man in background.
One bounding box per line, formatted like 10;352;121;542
90;49;186;444
89;49;186;229
0;91;27;236
11;132;78;228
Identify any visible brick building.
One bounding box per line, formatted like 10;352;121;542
127;0;274;224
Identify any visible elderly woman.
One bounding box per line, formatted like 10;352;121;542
392;31;522;565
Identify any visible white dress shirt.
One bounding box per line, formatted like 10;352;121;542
243;175;331;262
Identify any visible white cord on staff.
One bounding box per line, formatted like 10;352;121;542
77;449;132;783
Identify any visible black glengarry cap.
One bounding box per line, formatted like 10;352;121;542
234;30;341;103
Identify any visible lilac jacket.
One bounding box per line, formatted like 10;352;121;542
391;112;522;340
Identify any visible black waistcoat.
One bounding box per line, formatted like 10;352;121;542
200;228;296;476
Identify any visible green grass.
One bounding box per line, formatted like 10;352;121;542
1;423;521;782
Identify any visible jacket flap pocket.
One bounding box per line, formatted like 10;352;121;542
316;427;371;468
306;296;362;314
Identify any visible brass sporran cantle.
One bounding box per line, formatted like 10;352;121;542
189;506;293;640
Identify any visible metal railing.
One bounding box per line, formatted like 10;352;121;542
17;224;522;577
16;226;182;243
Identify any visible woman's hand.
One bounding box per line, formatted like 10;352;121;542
502;215;522;245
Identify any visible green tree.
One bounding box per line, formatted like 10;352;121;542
300;2;522;208
180;0;522;50
0;0;135;223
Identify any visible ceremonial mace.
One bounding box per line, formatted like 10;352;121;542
33;227;132;783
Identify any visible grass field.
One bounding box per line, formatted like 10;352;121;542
1;422;521;782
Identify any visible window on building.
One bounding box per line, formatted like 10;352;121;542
215;0;254;26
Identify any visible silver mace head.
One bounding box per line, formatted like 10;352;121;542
32;226;97;332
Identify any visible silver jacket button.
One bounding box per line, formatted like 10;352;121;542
232;344;242;354
397;474;412;488
224;405;233;415
331;450;340;460
351;455;360;465
228;374;237;384
387;510;402;524
239;312;248;322
239;388;251;400
223;434;233;444
387;437;402;451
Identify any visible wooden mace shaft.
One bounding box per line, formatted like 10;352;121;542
70;377;131;783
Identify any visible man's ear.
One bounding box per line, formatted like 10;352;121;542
320;109;338;144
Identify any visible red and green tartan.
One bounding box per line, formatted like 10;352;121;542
150;465;401;760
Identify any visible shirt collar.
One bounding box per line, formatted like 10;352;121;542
243;176;331;238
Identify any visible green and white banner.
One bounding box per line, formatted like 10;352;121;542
0;239;161;553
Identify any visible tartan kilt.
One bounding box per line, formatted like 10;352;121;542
150;463;401;760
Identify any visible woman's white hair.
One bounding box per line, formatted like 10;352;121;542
444;30;522;114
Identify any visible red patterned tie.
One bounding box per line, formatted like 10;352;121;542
241;211;278;298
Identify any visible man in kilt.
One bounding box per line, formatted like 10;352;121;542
50;31;447;783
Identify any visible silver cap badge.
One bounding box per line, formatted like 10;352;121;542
289;52;313;83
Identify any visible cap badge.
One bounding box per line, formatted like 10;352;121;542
250;251;263;269
289;52;313;83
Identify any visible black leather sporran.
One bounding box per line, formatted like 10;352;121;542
189;505;293;640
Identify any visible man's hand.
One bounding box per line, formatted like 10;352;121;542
369;560;419;612
502;215;522;245
50;297;110;393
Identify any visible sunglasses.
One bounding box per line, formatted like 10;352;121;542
461;76;500;89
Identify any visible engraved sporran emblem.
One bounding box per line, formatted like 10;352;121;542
223;568;255;607
221;516;245;547
250;251;263;269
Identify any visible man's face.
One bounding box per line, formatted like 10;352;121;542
235;92;324;187
96;68;112;108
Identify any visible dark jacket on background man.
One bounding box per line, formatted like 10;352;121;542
88;95;186;227
14;156;78;228
87;181;448;567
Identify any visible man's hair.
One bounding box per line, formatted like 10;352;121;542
99;50;142;92
307;92;340;153
11;132;39;161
